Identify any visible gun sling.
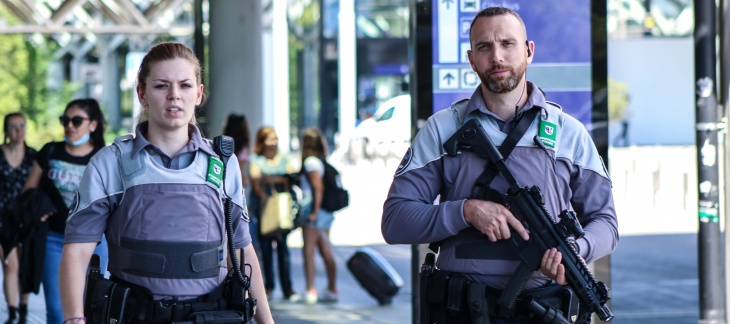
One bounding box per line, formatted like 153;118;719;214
428;107;540;254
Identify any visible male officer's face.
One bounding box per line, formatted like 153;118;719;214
468;14;531;94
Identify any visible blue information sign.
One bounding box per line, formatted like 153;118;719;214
431;1;593;125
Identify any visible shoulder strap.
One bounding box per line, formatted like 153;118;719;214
470;107;540;200
428;107;540;254
111;135;138;209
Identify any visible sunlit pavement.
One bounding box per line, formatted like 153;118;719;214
267;244;413;324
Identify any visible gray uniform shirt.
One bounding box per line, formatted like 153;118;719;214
66;122;250;298
382;83;619;289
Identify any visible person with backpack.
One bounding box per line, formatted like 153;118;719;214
296;127;340;304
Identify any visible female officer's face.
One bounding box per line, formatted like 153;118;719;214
137;58;203;133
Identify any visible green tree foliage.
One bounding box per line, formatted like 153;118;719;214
0;6;80;149
288;0;321;135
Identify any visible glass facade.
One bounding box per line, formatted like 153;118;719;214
608;0;693;38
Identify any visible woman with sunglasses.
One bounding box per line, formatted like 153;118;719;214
22;98;108;324
0;112;36;324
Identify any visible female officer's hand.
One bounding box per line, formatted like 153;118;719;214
463;199;530;242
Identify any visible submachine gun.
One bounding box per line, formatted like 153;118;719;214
443;119;613;323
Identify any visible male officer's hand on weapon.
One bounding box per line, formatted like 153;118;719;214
463;199;568;285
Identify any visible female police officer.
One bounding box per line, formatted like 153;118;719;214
58;42;273;324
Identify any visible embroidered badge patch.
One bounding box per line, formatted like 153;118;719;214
538;120;557;148
207;156;224;188
395;147;413;177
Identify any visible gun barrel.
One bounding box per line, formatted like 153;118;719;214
596;305;614;321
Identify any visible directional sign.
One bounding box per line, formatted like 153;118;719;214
461;0;479;12
439;68;459;89
437;0;458;63
461;69;479;89
460;18;472;38
460;42;470;63
431;1;595;126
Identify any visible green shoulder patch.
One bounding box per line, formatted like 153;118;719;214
207;156;224;188
538;120;558;148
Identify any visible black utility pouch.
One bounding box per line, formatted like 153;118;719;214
188;310;244;324
425;270;451;324
427;270;450;304
107;283;130;322
224;268;256;323
84;254;131;324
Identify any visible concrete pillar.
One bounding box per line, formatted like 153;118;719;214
208;0;264;141
261;0;291;151
99;43;121;131
338;0;356;153
272;0;290;151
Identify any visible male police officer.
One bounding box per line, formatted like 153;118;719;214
382;7;618;323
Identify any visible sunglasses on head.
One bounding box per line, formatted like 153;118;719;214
59;115;89;127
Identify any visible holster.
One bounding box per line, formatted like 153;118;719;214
85;254;132;324
223;267;256;324
419;253;435;324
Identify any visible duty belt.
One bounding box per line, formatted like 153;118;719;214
424;270;581;323
114;276;231;322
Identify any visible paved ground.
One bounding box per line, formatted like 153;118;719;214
266;244;413;324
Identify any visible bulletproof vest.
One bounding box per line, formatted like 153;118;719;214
106;135;229;296
437;99;567;267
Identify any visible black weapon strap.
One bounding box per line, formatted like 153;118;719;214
428;107;540;253
471;107;540;201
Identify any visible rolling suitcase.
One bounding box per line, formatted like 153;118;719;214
346;246;404;305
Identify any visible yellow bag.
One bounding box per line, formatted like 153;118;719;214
260;191;295;237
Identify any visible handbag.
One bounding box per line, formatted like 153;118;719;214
260;190;296;237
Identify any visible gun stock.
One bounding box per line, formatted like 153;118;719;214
444;119;613;322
